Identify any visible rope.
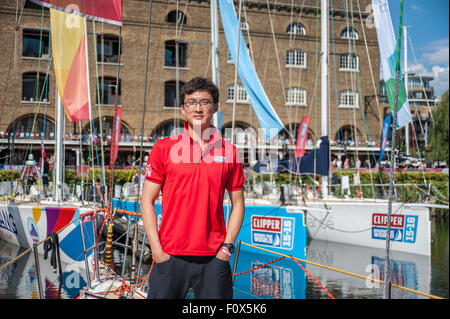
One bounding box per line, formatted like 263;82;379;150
288;254;335;299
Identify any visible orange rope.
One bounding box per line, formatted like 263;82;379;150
234;256;286;277
288;255;335;299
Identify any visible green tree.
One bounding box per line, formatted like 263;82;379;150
428;91;449;162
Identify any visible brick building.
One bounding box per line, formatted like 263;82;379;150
0;0;381;167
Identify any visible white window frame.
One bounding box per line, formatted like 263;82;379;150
287;23;306;35
286;49;307;68
339;53;359;72
227;84;250;104
340;27;359;40
339;90;359;108
285;87;306;106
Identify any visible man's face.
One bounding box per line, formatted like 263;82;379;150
181;90;217;129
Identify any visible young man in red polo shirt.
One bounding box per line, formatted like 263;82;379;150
141;77;245;299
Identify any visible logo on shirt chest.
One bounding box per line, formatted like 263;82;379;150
213;156;226;163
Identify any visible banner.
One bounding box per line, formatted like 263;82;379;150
379;114;391;163
111;107;122;163
372;0;411;129
31;0;123;25
295;115;310;158
50;9;90;122
218;0;284;140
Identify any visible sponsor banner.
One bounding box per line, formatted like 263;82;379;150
372;213;418;243
251;215;295;250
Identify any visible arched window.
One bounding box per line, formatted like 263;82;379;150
164;80;185;108
97;77;121;105
166;10;187;25
340;27;358;40
8;114;54;137
165;40;187;67
83;117;130;138
22;72;49;102
96;34;121;63
152;120;184;140
287;22;306;35
336;125;359;145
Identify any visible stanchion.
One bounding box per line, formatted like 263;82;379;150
231;240;241;286
33;243;44;299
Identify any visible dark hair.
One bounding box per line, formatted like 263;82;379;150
180;77;219;105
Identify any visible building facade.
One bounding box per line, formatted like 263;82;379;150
0;0;381;167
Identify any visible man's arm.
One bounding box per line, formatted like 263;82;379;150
216;189;245;261
141;180;170;263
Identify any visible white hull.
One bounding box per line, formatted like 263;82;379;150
295;199;431;256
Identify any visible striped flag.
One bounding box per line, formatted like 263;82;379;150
50;8;90;122
372;0;412;129
30;0;122;25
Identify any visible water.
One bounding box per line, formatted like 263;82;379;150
0;218;448;299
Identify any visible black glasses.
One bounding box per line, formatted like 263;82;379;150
183;99;213;109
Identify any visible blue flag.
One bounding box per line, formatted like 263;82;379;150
218;0;284;140
379;114;391;163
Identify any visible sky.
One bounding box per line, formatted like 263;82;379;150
388;0;449;98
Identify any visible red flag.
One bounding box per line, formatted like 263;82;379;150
30;0;123;25
111;107;122;163
295;115;310;158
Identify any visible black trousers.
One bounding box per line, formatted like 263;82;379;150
147;255;233;299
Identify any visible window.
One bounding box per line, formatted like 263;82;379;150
286;49;306;68
285;87;306;106
22;72;49;102
339;90;359;108
83;117;130;137
98;77;121;105
340;27;358;40
97;34;121;63
166;10;187;24
164;80;185;108
22;29;49;58
227;48;233;64
339;53;359;71
165;40;187;67
240;18;249;31
286;23;306;35
8;114;54;137
227;84;249;103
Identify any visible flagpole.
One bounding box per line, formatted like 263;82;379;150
384;0;405;300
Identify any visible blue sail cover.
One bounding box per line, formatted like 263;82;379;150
218;0;284;140
252;137;330;176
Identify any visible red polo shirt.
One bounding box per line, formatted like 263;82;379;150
145;123;244;256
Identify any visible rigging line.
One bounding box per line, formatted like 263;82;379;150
231;0;243;145
355;0;383;133
92;21;107;189
136;0;154;203
265;0;295;141
406;34;435;124
351;0;387;192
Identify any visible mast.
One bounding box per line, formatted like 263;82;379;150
211;0;220;129
54;93;64;202
320;0;329;198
